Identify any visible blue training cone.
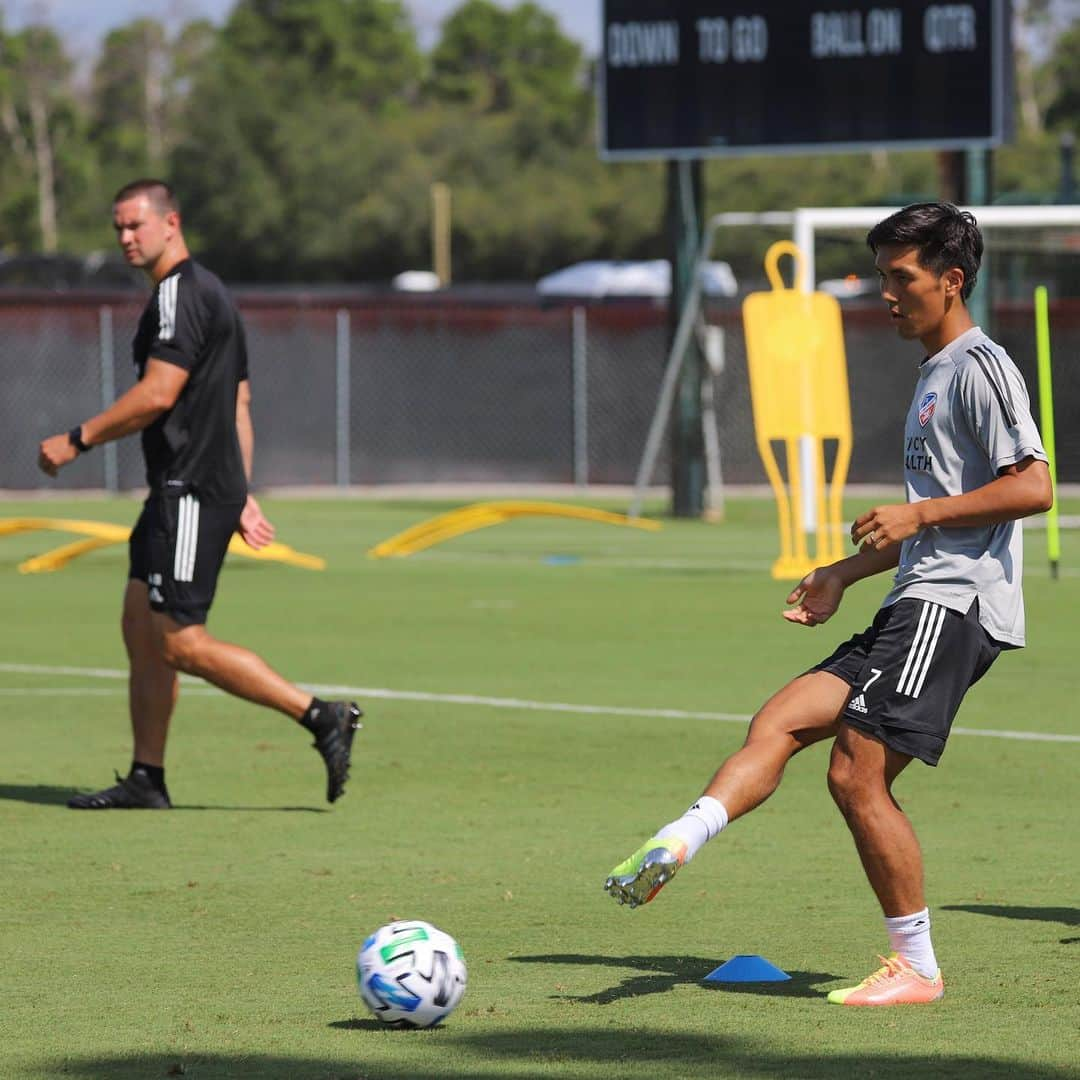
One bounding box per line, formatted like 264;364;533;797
704;955;791;983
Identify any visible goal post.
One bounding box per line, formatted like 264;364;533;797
793;203;1080;323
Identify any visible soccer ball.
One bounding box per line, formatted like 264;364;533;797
356;920;467;1028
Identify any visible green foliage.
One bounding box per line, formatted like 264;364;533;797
88;17;216;202
1045;22;1080;133
167;0;429;279
0;24;87;253
427;0;589;142
91;19;168;167
223;0;421;109
1;3;1079;279
700;149;944;283
995;129;1069;201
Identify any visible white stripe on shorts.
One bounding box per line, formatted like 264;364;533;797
173;494;200;583
897;601;946;699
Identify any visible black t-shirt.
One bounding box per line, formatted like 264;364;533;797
132;258;248;502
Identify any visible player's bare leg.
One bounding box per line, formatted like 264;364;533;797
605;671;850;906
826;724;923;916
123;580;178;766
153;616;312;718
153;615;362;802
825;724;943;1003
67;581;178;809
702;670;851;820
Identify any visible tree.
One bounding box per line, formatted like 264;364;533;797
1013;0;1055;132
222;0;421;108
169;0;425;279
0;25;74;252
36;0;1080;282
90;17;217;196
91;19;170;175
1044;20;1080;133
427;1;588;143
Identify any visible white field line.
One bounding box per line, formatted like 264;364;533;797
1;662;1078;744
414;551;1080;578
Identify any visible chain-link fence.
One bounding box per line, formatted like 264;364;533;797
1;291;1077;492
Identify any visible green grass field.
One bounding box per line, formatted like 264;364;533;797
1;494;1077;1080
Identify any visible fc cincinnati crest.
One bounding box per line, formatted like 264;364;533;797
918;391;937;427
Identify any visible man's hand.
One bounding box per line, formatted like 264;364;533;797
38;433;79;477
850;503;924;551
783;566;846;627
237;494;275;550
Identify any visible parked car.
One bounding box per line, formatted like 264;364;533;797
537;259;738;300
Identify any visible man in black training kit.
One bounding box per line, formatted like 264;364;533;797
38;179;361;809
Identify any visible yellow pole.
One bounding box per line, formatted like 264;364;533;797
431;182;452;287
1034;286;1060;579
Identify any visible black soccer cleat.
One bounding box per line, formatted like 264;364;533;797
311;701;363;803
67;769;172;810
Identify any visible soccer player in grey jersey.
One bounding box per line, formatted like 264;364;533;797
602;203;1052;1006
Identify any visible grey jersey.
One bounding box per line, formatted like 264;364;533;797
881;326;1047;646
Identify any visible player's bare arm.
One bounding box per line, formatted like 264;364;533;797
234;377;275;550
38;359;189;476
783;544;901;627
236;378;256;481
852;456;1052;551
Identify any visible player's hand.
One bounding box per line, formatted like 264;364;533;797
38;433;79;477
850;503;923;551
238;494;275;550
783;566;845;627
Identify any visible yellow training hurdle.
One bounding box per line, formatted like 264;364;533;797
0;517;325;573
368;501;660;558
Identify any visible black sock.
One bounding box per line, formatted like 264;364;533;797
131;761;166;792
299;697;330;734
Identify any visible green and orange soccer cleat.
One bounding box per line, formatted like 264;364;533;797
603;836;688;908
827;954;944;1006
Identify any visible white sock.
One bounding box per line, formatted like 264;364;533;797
885;908;938;978
656;796;729;862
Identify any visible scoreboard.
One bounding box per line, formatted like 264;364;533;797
600;1;1012;159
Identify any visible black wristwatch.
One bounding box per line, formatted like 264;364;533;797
68;426;91;453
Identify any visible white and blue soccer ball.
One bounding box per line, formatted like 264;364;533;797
356;920;467;1028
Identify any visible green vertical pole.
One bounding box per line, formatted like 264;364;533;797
667;158;706;518
1034;286;1060;580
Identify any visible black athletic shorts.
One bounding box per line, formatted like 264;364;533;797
129;492;244;626
813;598;1003;766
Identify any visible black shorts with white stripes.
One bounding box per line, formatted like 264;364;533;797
813;598;1002;766
129;492;244;626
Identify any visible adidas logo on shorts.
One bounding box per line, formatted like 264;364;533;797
848;693;869;714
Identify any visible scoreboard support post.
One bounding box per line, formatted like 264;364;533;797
668;159;708;518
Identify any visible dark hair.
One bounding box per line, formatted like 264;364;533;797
112;179;180;217
866;202;982;300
